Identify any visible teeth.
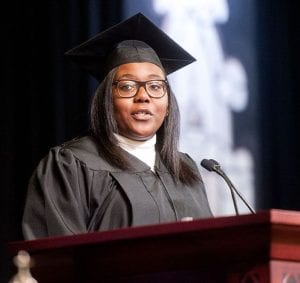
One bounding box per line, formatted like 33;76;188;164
132;111;151;119
134;111;150;115
134;112;149;116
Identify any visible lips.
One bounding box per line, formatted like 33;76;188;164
131;109;153;120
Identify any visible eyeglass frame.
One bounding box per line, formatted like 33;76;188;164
112;79;169;98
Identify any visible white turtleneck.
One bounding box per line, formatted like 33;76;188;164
114;133;156;171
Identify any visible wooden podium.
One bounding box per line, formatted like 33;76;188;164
8;209;300;283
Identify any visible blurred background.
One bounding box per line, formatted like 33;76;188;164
1;0;299;280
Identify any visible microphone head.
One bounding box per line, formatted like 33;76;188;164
201;159;221;172
209;159;219;164
200;159;216;172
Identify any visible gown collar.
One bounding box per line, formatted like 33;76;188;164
114;133;156;171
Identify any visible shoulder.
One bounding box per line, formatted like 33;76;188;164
60;135;98;156
179;152;198;168
49;135;116;171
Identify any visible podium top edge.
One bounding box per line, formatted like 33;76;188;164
7;209;300;255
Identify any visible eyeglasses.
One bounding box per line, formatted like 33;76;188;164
112;80;168;98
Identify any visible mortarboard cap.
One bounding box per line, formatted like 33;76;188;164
65;13;196;82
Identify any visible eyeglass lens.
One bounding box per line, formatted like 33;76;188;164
115;80;167;98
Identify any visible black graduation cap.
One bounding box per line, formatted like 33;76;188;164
65;13;196;82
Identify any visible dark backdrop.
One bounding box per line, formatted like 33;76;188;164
1;0;299;281
1;0;123;280
256;1;299;209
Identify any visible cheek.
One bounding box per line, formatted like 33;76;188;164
113;99;129;118
158;98;169;117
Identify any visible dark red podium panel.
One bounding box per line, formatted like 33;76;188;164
8;209;300;282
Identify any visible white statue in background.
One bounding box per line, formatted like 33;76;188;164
153;0;254;215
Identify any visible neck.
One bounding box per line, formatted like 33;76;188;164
114;133;156;170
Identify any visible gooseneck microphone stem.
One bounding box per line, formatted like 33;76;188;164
201;159;255;215
214;168;240;215
214;166;255;214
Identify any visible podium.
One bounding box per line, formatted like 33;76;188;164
8;209;300;282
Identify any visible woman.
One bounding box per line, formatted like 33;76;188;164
22;13;213;240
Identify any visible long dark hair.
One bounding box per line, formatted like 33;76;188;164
90;68;200;185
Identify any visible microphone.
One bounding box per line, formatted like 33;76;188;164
201;159;255;215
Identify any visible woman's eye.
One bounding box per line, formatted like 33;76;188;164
119;83;135;92
149;83;163;91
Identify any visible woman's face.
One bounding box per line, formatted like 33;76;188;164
113;62;168;141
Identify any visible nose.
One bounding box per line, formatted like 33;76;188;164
134;85;150;102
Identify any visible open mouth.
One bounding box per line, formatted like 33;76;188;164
132;109;153;120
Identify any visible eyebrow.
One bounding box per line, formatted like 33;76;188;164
116;74;165;80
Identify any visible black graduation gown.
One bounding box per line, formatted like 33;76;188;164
22;136;213;240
